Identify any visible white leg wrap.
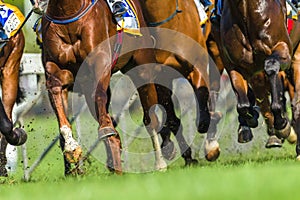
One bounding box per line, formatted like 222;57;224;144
60;125;79;152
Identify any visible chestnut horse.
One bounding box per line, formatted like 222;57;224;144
0;29;26;176
140;0;220;164
42;0;167;175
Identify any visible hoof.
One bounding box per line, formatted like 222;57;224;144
7;128;27;146
287;127;297;144
185;158;198;166
238;125;253;143
14;128;27;145
198;110;210;133
67;166;85;176
296;155;300;161
161;140;177;160
265;135;283;148
204;140;220;162
275;121;291;139
64;146;82;163
0;167;8;177
155;159;168;172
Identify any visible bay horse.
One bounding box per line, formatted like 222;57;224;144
139;0;220;164
0;13;27;176
218;0;293;148
42;0;167;175
208;1;298;150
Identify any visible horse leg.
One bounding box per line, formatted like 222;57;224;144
188;67;210;133
250;73;283;148
264;46;291;139
91;66;122;174
291;44;300;159
205;90;222;161
0;135;8;176
229;70;259;143
0;40;27;146
156;85;197;166
205;39;224;161
45;62;82;175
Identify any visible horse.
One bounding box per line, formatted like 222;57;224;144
41;0;167;175
208;1;299;151
0;19;27;176
214;0;294;151
139;0;220;164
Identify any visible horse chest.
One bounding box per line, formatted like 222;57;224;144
54;38;89;66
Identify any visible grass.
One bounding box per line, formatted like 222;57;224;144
0;108;299;200
0;82;298;199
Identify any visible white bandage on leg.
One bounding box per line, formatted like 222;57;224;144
60;125;79;152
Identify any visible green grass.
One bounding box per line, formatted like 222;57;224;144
0;110;299;200
0;86;298;199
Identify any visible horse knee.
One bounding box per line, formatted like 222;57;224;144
264;57;280;76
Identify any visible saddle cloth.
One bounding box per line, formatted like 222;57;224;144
114;0;142;36
0;2;24;38
194;0;209;26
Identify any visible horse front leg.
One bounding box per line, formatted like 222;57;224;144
94;71;122;174
250;72;283;148
0;46;27;147
188;67;210;134
264;44;292;139
291;44;300;159
229;70;259;143
46;62;82;175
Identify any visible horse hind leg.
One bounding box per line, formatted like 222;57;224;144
156;85;197;166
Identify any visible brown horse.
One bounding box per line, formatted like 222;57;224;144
216;0;293;149
208;2;299;150
0;30;27;176
42;0;167;175
139;0;220;164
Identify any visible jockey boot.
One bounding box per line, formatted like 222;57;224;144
0;27;8;43
200;0;212;11
112;1;127;17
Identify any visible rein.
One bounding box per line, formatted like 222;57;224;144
44;0;98;24
147;0;182;27
111;30;124;70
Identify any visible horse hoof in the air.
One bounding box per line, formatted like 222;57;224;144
204;140;220;162
275;121;291;139
265;135;283;148
64;146;82;163
161;140;177;160
237;125;253;143
13;128;27;146
286;127;297;144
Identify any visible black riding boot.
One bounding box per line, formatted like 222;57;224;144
112;1;127;17
0;26;8;43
